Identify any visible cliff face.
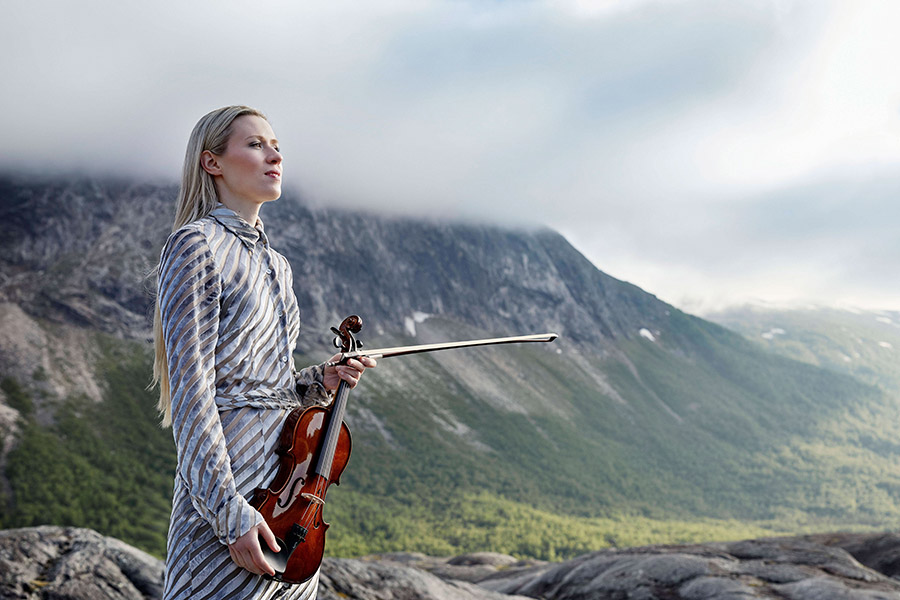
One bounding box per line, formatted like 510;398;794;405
262;199;672;351
0;177;172;338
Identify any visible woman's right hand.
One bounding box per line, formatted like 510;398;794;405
228;521;280;576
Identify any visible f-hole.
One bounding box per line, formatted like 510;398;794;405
277;476;306;509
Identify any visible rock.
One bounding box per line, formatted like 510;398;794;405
447;552;521;567
432;552;543;583
813;532;900;580
0;526;163;600
318;556;534;600
357;550;545;584
482;536;900;599
0;528;534;600
5;526;900;599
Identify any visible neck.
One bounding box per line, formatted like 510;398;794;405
219;197;262;226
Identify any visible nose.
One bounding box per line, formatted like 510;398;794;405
268;146;282;164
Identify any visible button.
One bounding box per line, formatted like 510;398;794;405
281;356;288;363
277;309;284;316
266;269;273;275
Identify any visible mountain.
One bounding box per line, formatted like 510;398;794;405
707;304;900;393
1;175;898;562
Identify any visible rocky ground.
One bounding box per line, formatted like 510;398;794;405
0;527;163;599
3;526;900;599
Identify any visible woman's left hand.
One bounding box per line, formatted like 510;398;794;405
323;354;377;391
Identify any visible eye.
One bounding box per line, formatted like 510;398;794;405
250;141;262;148
274;146;280;153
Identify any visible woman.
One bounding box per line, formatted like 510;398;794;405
152;105;375;599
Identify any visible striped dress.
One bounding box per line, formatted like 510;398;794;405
158;205;332;600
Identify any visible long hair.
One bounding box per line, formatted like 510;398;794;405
151;105;267;427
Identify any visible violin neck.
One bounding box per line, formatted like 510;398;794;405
314;380;350;479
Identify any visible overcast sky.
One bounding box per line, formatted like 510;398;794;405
2;0;899;313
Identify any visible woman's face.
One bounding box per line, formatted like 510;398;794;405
208;114;283;206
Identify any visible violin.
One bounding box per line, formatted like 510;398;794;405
250;314;361;584
250;315;557;583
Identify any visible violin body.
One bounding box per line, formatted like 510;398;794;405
250;404;352;584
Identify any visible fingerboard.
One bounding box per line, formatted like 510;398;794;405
314;380;350;478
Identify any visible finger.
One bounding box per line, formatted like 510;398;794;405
361;356;377;368
254;553;275;577
338;368;360;388
259;521;281;553
339;365;361;379
246;536;276;576
345;358;366;372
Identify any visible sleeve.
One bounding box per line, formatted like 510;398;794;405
293;363;334;407
281;255;335;407
158;227;264;545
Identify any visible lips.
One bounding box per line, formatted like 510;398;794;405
265;170;281;179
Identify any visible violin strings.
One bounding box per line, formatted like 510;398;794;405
298;476;329;530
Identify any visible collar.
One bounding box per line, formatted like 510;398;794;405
209;205;269;249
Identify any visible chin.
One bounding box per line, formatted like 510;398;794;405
262;187;282;202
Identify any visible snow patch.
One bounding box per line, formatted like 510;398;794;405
878;341;893;349
877;317;893;324
639;328;656;342
403;311;431;337
404;317;416;337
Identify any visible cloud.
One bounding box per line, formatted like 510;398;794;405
0;0;785;191
1;0;898;310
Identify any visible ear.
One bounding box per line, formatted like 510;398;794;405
200;150;222;176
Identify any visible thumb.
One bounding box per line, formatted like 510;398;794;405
259;521;280;553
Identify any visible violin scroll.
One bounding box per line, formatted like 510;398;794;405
330;314;363;353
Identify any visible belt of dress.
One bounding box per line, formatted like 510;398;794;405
215;387;301;411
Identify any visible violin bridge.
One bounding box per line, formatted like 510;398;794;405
301;492;325;505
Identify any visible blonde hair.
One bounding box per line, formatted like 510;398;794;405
151;105;268;427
